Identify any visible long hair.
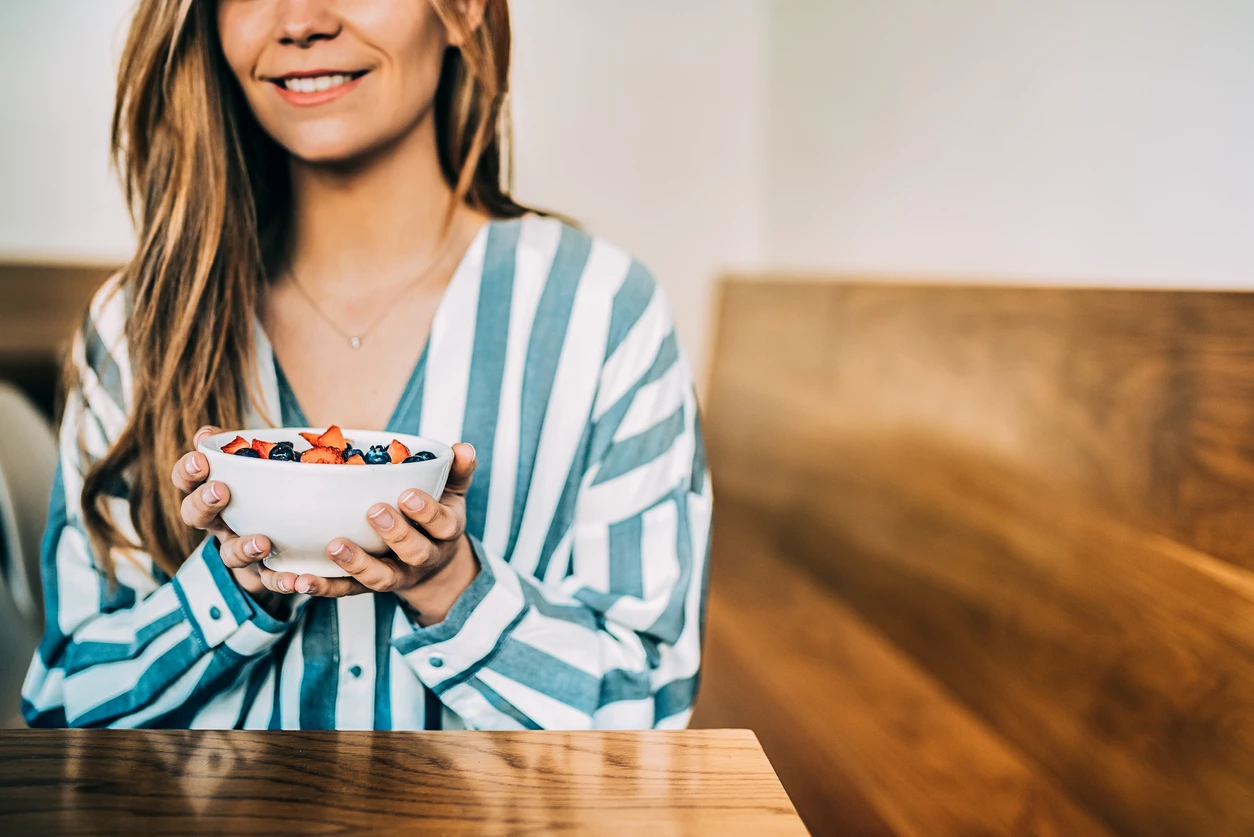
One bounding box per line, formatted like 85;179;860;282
81;0;536;578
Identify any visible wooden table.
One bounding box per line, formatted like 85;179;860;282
0;729;807;835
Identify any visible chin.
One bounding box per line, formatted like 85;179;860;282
277;123;391;167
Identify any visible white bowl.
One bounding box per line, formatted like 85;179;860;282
198;428;453;577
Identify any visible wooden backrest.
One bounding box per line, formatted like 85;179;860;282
704;280;1254;837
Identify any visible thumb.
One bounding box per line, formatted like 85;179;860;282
443;443;478;496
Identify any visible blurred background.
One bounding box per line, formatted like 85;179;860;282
3;2;1254;835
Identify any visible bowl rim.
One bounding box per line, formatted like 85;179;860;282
197;427;454;467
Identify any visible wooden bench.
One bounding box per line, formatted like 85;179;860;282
690;280;1254;837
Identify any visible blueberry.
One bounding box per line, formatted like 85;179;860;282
234;448;262;458
343;446;364;461
268;443;299;462
402;451;437;463
363;444;391;465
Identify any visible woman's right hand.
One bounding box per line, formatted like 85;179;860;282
172;425;283;611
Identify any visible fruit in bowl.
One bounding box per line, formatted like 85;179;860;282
198;426;453;577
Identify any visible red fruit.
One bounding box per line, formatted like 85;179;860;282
301;446;345;465
387;439;411;464
317;425;347;452
299;431;323;447
251;439;275;459
345;453;366;465
221;436;250;455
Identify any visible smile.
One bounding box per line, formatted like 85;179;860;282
268;70;369;106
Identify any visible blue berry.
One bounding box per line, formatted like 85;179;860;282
268;443;299;461
234;448;262;458
402;451;437;463
343;446;364;461
362;444;391;465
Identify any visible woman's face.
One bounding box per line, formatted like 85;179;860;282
217;0;453;163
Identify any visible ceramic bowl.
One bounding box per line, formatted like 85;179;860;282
198;428;453;577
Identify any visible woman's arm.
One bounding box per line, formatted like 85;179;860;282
22;292;303;728
389;268;711;730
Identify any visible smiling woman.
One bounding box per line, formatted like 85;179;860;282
20;0;710;733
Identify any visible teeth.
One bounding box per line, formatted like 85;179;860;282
283;74;352;94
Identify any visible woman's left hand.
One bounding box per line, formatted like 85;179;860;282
258;443;480;626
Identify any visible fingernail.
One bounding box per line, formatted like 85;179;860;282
329;541;349;559
295;578;312;594
204;483;221;504
369;506;395;529
244;537;262;558
401;490;424;512
277;576;292;592
185;456;201;475
466;444;477;462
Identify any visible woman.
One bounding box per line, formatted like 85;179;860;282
22;0;710;731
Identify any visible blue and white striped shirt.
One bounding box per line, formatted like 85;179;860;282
22;216;712;730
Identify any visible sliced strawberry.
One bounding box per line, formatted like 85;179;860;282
301;445;345;465
345;453;366;465
317;425;347;452
221;436;250;455
251;439;275;459
387;439;411;464
299;431;323;447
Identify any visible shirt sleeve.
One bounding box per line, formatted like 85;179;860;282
21;289;305;728
391;265;712;730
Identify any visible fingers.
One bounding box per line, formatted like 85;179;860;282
397;489;463;542
364;503;437;567
327;538;411;591
180;481;235;539
218;533;271;570
194;425;223;445
172;451;210;494
442;443;478;496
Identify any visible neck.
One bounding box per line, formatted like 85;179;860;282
286;112;457;289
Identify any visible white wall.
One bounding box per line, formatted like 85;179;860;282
767;0;1254;286
0;0;137;261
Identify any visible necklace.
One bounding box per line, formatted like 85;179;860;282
288;233;458;350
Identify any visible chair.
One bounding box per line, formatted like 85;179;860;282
0;381;56;625
0;383;56;726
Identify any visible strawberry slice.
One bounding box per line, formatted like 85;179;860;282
301;446;345;465
387;439;411;464
317;425;347;452
221;436;250;455
299;431;323;447
251;439;275;459
345;453;366;465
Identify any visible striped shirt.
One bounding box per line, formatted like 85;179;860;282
21;216;712;730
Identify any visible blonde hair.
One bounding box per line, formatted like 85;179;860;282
82;0;536;577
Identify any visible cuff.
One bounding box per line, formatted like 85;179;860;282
171;537;254;652
391;536;528;694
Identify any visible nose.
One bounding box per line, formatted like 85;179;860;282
275;0;341;48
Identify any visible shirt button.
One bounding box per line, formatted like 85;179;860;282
208;606;222;620
429;655;444;669
349;665;363;678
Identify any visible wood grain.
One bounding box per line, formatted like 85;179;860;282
0;729;807;836
693;511;1112;837
0;262;114;415
701;280;1254;837
0;262;112;358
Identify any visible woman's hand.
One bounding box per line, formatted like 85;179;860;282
172;425;283;613
258;443;480;626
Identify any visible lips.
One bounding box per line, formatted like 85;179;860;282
267;69;369;106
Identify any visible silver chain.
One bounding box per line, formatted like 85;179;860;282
287;233;458;350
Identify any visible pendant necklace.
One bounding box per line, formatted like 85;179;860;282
288;233;457;350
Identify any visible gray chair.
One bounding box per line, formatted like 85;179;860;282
0;382;57;727
0;382;55;623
